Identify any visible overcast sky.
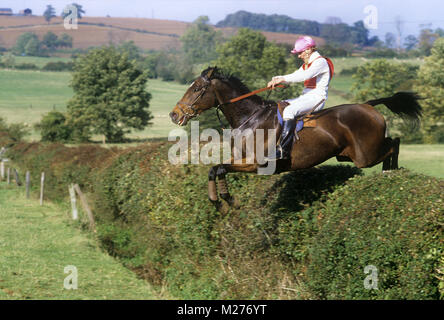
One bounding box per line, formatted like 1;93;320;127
2;0;444;39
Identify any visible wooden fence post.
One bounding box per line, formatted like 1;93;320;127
40;172;45;205
26;171;30;199
0;161;4;180
68;184;78;220
7;167;10;184
73;184;95;231
13;169;22;186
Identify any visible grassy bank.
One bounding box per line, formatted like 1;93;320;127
0;182;159;299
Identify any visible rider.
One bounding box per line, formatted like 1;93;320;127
265;36;333;161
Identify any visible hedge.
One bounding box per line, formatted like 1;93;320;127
3;139;443;299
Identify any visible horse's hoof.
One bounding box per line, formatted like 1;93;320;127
209;198;222;211
220;193;240;209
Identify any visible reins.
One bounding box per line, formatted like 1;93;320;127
214;84;287;129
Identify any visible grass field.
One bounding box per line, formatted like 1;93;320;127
0;182;159;299
0;67;187;140
321;144;444;179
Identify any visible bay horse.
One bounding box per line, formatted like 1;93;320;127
169;67;422;207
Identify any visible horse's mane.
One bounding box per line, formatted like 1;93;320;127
201;66;274;106
201;66;252;96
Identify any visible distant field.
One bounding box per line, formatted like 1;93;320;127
0;67;188;140
321;144;444;179
0;15;322;51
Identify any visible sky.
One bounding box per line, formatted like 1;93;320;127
1;0;444;40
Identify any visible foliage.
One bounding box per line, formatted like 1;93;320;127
216;10;321;36
318;45;351;58
307;170;444;299
5;139;444;300
414;38;444;143
61;3;85;19
13;63;39;70
12;32;39;56
43;5;56;24
351;59;419;130
216;11;371;46
180;16;223;64
0;117;29;147
34;111;73;142
1;53;15;68
365;49;398;58
215;28;299;101
66;46;153;142
11;32;72;57
42;61;74;71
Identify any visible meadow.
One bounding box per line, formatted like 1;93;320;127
0;182;159;299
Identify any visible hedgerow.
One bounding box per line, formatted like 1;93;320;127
3;139;443;299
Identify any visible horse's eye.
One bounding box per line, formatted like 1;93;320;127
194;87;201;92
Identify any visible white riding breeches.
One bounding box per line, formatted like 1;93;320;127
282;93;326;120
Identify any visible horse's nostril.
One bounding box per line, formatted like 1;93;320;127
170;112;177;121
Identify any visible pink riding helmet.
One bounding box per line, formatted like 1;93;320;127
291;36;316;54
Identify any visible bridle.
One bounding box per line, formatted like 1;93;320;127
175;79;212;118
175;69;286;128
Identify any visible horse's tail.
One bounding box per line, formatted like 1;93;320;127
365;91;423;122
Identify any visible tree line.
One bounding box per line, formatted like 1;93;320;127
216;10;379;47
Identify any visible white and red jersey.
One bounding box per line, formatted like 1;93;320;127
279;51;334;99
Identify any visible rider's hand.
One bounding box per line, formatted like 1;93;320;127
268;76;284;88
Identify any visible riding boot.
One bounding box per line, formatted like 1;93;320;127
265;118;297;161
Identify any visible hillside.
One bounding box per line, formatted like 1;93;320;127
0;15;324;51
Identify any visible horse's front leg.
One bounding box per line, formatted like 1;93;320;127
208;166;221;210
215;165;235;206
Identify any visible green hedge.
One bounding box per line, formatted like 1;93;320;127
4;139;443;299
307;170;444;299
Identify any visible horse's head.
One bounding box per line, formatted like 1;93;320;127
170;67;221;126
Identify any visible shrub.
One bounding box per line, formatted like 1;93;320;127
307;170;444;299
34;111;73;142
14;63;39;70
42;61;74;72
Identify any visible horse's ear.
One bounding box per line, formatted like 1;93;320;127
206;68;214;79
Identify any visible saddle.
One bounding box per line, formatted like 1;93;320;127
276;101;319;140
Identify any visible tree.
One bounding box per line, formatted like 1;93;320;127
215;28;301;103
61;3;85;19
42;31;58;50
57;33;73;48
180;16;222;64
404;35;418;50
415;38;444;142
385;32;396;48
43;5;56;24
12;32;39;55
215;28;286;87
351;59;418;130
418;29;439;56
35;111;73;142
24;37;41;56
66;46;153;142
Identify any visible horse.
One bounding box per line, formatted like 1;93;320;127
169;67;422;208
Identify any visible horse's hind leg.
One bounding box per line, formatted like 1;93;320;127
380;137;400;172
390;137;400;170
